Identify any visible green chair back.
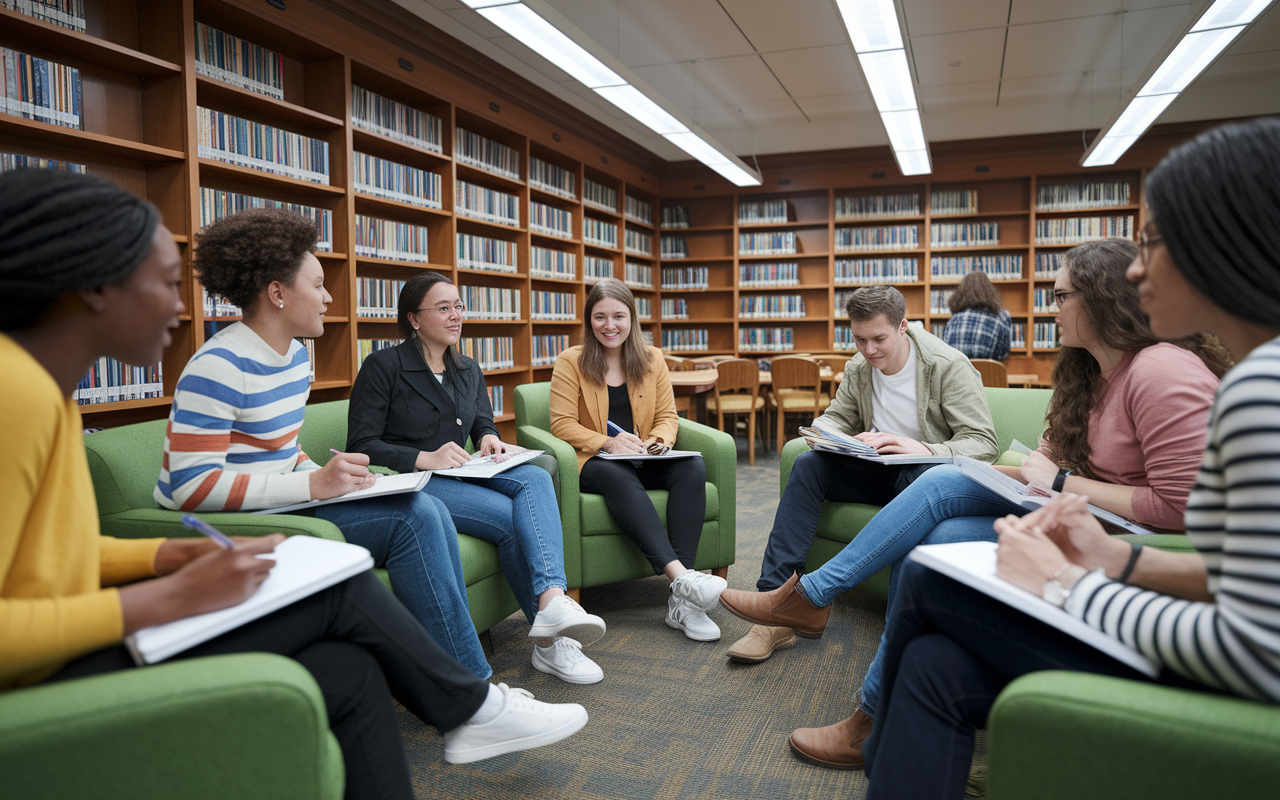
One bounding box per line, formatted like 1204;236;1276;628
984;387;1052;454
83;418;170;516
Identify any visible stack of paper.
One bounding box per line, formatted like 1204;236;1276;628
799;426;952;466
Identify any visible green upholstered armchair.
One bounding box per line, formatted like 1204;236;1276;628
81;400;521;635
0;654;344;799
513;382;737;594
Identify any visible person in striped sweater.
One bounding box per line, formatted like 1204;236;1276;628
857;118;1280;799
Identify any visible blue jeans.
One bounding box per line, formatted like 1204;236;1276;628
314;490;492;680
793;465;1028;713
423;464;567;624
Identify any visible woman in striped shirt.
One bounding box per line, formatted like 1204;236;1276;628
859;118;1280;799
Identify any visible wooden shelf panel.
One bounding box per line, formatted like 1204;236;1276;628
198;158;346;196
195;76;344;131
0;116;184;161
0;7;181;77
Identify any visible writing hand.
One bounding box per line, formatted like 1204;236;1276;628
855;432;933;455
416;441;472;471
603;431;646;454
310;452;375;500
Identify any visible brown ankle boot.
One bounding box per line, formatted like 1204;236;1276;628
718;572;831;638
788;708;873;769
726;624;796;663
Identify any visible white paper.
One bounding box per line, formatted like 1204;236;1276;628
596;449;703;461
254;470;430;515
431;448;545;479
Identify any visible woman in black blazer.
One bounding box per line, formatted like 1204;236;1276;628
348;272;606;684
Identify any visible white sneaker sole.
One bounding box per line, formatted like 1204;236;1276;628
532;656;604;685
444;707;589;764
527;617;607;647
665;615;721;642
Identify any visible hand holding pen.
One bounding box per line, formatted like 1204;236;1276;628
604;419;647;454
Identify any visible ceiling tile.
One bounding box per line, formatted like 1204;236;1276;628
919;79;999;108
717;0;850;52
902;0;1011;36
615;0;755;66
693;99;810;128
488;35;577;83
634;54;791;110
794;92;877;120
911;27;1007;86
761;45;865;99
1120;4;1195;68
1010;0;1121;26
1162;48;1280;123
1002;15;1123;79
540;0;628;57
442;7;507;39
1228;2;1280;55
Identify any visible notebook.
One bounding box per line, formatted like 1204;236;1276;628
596;449;703;460
125;535;374;665
254;470;430;515
432;448;545;478
799;426;953;465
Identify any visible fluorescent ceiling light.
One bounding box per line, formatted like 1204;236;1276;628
1083;134;1140;168
1192;0;1273;30
459;0;513;8
1109;94;1178;137
595;85;689;135
858;50;917;112
476;3;624;88
706;160;765;187
880;109;925;152
663;132;730;165
1137;26;1243;96
895;149;931;176
834;0;903;52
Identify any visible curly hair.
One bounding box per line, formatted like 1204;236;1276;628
1045;238;1232;478
579;278;652;387
194;208;318;313
947;271;1003;315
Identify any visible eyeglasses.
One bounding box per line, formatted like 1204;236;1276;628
1140;231;1164;266
415;303;465;315
1053;290;1080;306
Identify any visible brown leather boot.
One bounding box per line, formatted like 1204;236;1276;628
789;708;873;769
726;624;796;663
718;572;831;638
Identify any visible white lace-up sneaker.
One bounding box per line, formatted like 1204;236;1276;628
666;595;721;641
532;637;604;684
443;683;588;764
670;570;728;611
528;595;607;646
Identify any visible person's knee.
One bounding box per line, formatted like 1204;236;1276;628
788;450;827;486
678;457;706;483
407;493;456;532
294;641;388;718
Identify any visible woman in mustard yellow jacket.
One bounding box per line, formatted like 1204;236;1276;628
550;279;727;641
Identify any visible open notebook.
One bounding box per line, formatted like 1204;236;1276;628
255;471;430;515
799;426;953;465
125;536;374;665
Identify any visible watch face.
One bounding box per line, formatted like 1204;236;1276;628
1042;579;1065;607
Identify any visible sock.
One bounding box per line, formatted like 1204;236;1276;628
467;683;505;725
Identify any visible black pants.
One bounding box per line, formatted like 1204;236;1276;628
578;455;707;572
46;571;489;800
758;450;936;591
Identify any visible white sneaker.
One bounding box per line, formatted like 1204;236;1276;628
532;637;604;685
528;595;607;646
666;595;721;641
443;683;588;764
670;570;728;611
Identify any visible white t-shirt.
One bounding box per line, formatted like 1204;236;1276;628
870;336;921;441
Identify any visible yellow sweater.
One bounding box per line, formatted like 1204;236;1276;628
0;335;164;689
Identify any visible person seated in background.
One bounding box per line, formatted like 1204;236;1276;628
719;285;999;661
0;170;588;800
942;270;1013;361
155;209;497;682
347;270;606;685
725;238;1228;769
550;278;727;641
858;117;1280;800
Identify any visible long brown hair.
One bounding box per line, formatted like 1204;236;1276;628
579;278;653;386
948;271;1003;315
1045;238;1232;477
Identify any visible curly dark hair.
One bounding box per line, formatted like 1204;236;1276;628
1045;238;1232;478
194;208;318;313
947;271;1003;315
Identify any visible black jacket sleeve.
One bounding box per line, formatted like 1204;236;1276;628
347;349;422;474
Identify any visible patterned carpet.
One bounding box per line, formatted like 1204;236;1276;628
396;440;898;799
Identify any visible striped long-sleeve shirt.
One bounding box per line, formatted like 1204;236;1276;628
155;323;318;512
1065;335;1280;702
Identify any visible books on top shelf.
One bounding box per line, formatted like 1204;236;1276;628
583;178;617;212
660;205;690;229
3;0;85;31
354;152;442;209
835;257;918;285
1035;251;1065;279
354;215;428;263
203;288;243;318
931;189;979;216
530;201;573;240
199;188;333;252
660;236;689;259
661;328;708;352
196;107;329;184
487;384;503;416
1033;288;1059;314
739;231;797;256
0;151;84;173
1036;181;1130;211
836;225;918;252
357;277;405;318
75;357;162;405
929;289;955;315
740;327;794;352
583;217;618;249
532;334;570;367
455;127;520;181
738;199;789;225
740;262;799;288
1035;215;1134;245
635;296;652;321
459;336;514;370
741;294;805;319
661;298;688;320
1;48;82;130
624;262;653;290
358;338;398;368
930;255;1022;282
456;180;519;227
528;156;575;200
931;221;999;248
351;86;443;154
530;245;574;280
624;226;652;256
835;193;920;221
584;255;613;282
461;285;520;320
625;195;652;225
531;290;575;321
194;22;283;100
1032;321;1059;349
662;266;709;290
457;233;518;273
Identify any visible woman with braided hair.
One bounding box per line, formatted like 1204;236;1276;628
0;170;588;799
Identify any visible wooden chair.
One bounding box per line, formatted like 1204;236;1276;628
706;358;767;464
813;355;849;401
767;356;831;449
664;355;694;417
971;358;1009;388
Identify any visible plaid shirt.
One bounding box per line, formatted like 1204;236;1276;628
943;308;1012;361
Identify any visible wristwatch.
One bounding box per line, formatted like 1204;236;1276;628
1052;467;1072;493
1042;563;1075;607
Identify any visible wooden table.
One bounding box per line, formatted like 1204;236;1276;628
1007;373;1052;388
757;367;837;385
669;368;718;423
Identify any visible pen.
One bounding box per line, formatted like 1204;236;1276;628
329;448;343;455
181;513;235;550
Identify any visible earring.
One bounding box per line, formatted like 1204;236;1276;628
279;302;285;308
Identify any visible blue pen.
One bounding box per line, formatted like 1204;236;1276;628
606;420;625;437
181;513;235;550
